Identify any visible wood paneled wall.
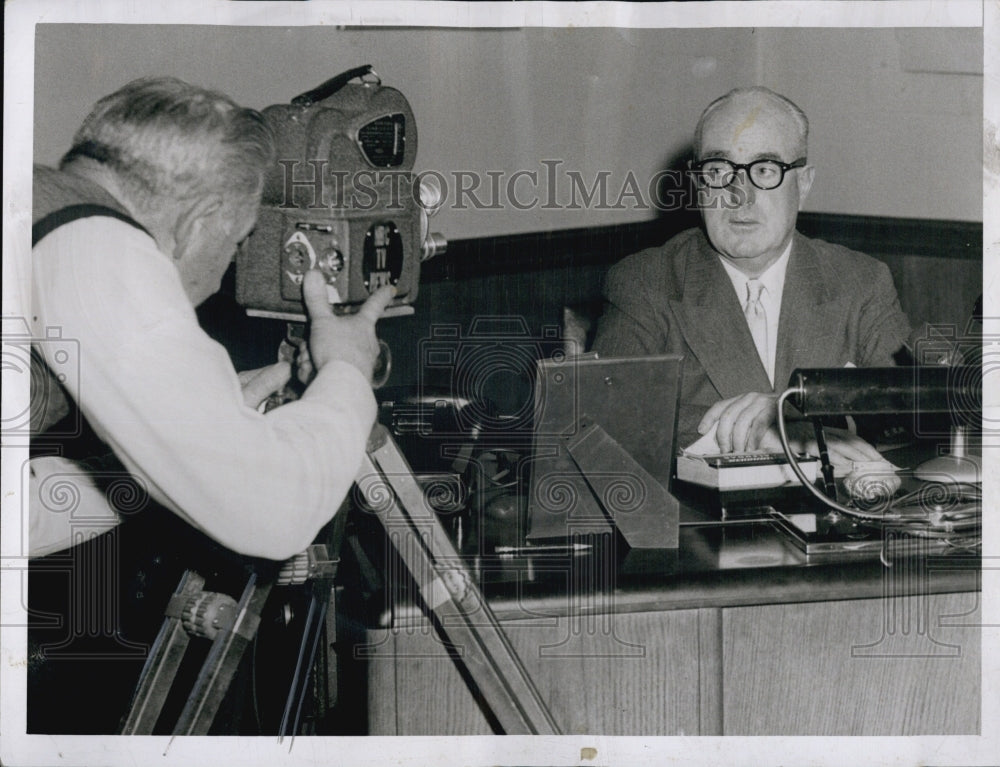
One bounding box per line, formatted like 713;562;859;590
377;214;983;405
203;214;982;416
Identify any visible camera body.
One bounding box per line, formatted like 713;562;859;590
236;67;421;319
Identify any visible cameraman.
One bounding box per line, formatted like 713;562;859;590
29;76;394;562
28;76;397;734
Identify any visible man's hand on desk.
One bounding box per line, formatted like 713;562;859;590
698;392;779;453
697;392;883;471
302;269;396;384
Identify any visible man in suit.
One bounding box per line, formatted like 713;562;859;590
593;87;911;462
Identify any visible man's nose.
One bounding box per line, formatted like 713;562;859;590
727;169;756;206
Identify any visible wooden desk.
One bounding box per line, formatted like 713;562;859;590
353;521;980;735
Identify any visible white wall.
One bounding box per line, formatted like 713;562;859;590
756;27;982;221
33;25;982;242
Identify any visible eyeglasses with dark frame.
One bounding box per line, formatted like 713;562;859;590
689;157;808;191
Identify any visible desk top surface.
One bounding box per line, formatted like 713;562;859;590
450;517;979;621
378;444;980;625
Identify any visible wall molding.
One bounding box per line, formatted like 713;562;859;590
422;213;982;283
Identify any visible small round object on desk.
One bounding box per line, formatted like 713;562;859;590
843;460;902;504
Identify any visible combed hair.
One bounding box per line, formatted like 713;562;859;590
693;86;809;159
61;76;274;212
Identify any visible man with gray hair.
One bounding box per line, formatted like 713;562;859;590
594;86;911;464
28;77;395;732
30;76;394;561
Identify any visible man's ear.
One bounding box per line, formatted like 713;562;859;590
172;194;223;260
796;165;815;208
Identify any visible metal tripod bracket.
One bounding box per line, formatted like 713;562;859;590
121;569;272;735
563;416;680;549
122;542;344;737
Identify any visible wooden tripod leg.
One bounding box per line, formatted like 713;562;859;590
278;584;329;736
357;426;560;735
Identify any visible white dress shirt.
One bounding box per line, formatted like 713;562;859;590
30;217;376;560
717;241;792;386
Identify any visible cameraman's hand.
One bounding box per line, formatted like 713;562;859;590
238;362;292;409
302;269;395;383
698;392;778;453
282;335;315;386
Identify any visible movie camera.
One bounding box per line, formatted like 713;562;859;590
236;65;445;320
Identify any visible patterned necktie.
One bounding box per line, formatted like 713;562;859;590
744;278;769;377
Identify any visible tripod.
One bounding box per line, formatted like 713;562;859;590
121;426;559;735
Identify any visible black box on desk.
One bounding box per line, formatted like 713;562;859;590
673;477;819;520
674;451;819;519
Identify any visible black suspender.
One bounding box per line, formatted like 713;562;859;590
32;204;149;247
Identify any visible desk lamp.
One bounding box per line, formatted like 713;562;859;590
775;366;981;535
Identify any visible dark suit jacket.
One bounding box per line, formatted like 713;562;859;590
592;227;912;447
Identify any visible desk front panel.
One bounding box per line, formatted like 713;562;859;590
366;607;713;735
366;591;980;735
721;592;981;735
